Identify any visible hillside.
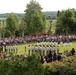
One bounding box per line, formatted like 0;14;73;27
0;11;57;20
0;13;24;20
43;11;57;20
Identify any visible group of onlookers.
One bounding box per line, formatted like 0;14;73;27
0;34;76;45
41;47;76;64
0;34;76;63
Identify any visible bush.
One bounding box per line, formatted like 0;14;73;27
0;55;44;75
44;56;76;75
0;55;76;75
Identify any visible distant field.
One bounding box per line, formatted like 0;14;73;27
17;41;76;55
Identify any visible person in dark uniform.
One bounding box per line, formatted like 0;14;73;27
53;51;57;61
57;53;61;61
3;43;7;53
47;51;52;62
71;48;75;55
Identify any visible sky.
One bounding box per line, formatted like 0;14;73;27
0;0;76;13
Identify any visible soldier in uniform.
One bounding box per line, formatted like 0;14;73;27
57;46;60;54
28;45;31;56
15;44;18;53
24;44;26;52
46;45;49;56
31;45;35;55
43;45;45;56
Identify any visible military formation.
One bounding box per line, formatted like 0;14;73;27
0;44;18;54
26;43;60;56
0;34;75;55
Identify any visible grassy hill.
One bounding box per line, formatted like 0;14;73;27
0;11;57;20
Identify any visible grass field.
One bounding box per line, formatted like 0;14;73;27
17;41;76;55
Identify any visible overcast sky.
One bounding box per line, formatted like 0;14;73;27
0;0;76;13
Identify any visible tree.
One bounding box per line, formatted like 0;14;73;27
57;10;60;17
56;8;76;34
6;13;19;37
21;17;26;37
0;25;3;39
24;0;46;34
47;16;52;34
0;19;6;39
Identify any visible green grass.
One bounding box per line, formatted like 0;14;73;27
17;41;76;55
60;41;76;53
17;43;36;55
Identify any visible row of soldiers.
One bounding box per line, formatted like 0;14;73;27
0;44;18;53
36;41;72;47
26;44;60;56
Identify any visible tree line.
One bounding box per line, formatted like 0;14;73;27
56;8;76;35
0;12;57;20
0;0;76;38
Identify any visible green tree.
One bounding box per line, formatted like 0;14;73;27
57;10;60;17
20;17;26;37
47;16;52;34
0;25;3;39
0;19;6;39
56;8;76;34
6;13;19;37
24;0;46;34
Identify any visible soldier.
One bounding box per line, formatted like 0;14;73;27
31;45;35;55
40;45;43;56
28;45;31;56
10;44;13;53
8;45;11;53
43;45;45;56
53;45;57;52
46;45;49;56
15;44;18;53
24;44;26;52
57;46;60;54
35;45;38;55
3;43;7;53
6;45;9;53
37;45;40;55
12;44;15;53
0;44;3;53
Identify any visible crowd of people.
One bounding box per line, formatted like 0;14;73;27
0;34;76;45
26;43;76;63
0;34;76;63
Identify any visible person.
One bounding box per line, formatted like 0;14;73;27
57;53;61;61
15;44;18;53
57;46;60;54
53;51;57;61
71;48;75;55
61;53;66;59
28;45;31;56
43;45;45;56
47;51;52;62
3;43;7;53
31;45;35;55
0;44;3;53
40;55;44;64
46;45;49;55
24;44;26;52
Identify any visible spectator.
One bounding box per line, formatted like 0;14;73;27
71;48;75;55
57;53;61;61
